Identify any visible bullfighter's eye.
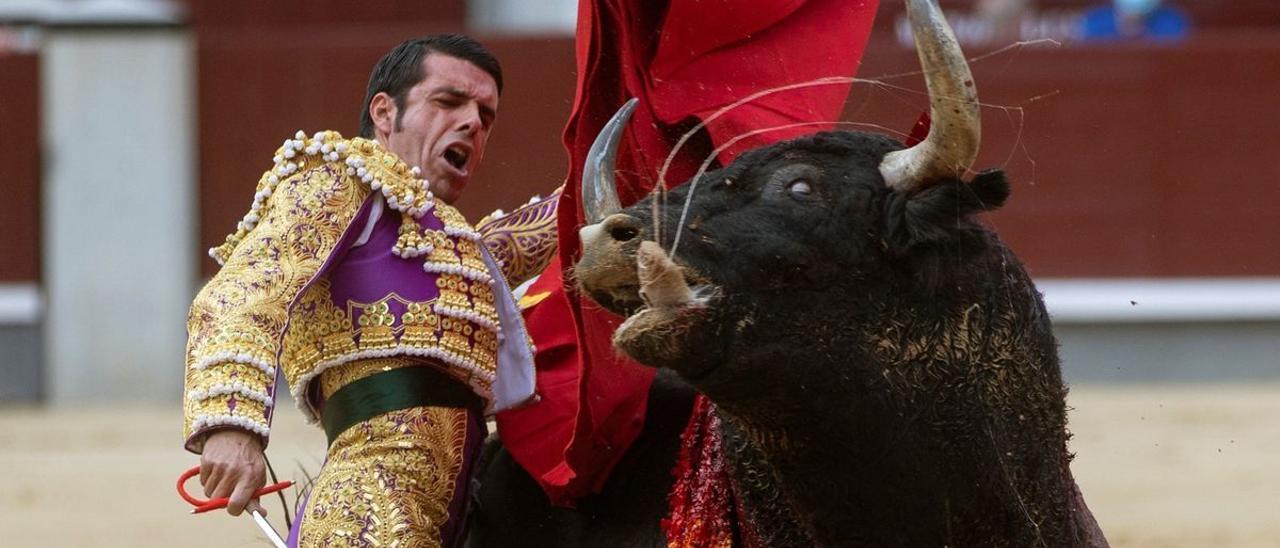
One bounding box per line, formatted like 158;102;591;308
788;179;813;198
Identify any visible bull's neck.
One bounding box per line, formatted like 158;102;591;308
690;271;1087;545
693;288;920;544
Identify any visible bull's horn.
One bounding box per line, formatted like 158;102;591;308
583;98;638;224
879;0;981;193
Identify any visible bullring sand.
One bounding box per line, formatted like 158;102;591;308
0;384;1276;547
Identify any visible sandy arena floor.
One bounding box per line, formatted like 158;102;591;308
1;383;1277;547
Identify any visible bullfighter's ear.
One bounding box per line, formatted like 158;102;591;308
884;169;1010;251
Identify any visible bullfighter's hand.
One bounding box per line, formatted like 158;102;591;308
199;429;268;517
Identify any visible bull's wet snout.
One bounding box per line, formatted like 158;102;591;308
602;213;642;243
580;213;643;251
577;213;648;316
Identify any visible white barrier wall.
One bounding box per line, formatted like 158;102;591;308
42;28;195;403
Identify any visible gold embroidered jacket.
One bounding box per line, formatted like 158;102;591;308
183;131;558;452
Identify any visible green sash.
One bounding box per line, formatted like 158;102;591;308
320;365;482;445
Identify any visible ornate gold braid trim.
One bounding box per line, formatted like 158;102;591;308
184;157;368;451
209;131;438;266
187;130;519;449
475;185;562;287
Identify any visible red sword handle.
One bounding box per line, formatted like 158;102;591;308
177;465;294;514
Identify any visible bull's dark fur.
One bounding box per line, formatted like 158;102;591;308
467;131;1105;547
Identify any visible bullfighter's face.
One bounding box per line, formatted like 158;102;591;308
373;53;498;204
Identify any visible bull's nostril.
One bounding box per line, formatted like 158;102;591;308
602;214;642;243
610;226;639;242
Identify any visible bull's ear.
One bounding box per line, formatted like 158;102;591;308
883;169;1010;252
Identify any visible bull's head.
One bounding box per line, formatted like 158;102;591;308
576;0;1011;377
574;4;1093;543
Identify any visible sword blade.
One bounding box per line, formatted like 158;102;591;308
250;509;288;548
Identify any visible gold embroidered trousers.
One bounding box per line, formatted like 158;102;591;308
292;403;484;547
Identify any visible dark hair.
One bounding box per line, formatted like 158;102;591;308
358;34;503;138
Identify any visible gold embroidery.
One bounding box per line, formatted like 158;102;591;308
456;239;489;278
393;215;432;258
434;202;474;236
318;357;422;400
282;287;500;422
185;131;531;450
185;362;273;393
356;300;397;351
184;161;367;451
187;397;269;420
426;230;458;266
439;317;473;358
470;279;497;322
476;186;562;287
436;275;466;311
298;406;469;548
402;302;441;347
280;280;351;384
210;133;434;266
471;328;499;376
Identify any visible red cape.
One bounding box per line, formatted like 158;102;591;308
497;0;879;506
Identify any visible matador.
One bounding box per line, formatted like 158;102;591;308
181;34;558;547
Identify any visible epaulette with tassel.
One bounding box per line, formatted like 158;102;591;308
209;130;446;267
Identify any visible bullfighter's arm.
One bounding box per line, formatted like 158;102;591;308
183;164;366;453
476;185;562;287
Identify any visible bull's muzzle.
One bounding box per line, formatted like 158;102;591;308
579;213;643;252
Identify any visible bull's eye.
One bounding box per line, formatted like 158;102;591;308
788;179;813;198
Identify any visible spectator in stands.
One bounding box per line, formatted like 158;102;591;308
977;0;1032;25
976;0;1033;40
1080;0;1190;41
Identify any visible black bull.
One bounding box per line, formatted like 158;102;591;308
467;0;1107;544
468;131;1107;547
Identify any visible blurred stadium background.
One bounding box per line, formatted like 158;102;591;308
0;0;1276;546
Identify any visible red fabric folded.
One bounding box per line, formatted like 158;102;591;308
496;0;880;505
